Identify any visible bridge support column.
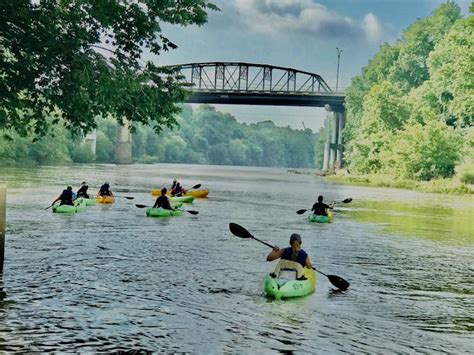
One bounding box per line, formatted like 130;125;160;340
329;112;339;171
336;111;345;168
114;119;132;164
323;105;331;172
84;129;97;160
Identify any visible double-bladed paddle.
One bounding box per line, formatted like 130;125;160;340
228;222;350;291
135;204;199;215
296;198;352;215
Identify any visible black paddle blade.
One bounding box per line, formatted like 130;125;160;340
186;210;199;215
135;204;149;209
124;196;135;200
229;223;254;239
342;198;352;204
191;184;201;189
327;274;350;291
296;209;307;215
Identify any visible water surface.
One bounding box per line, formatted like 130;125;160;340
0;164;472;353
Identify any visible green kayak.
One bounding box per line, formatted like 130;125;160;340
52;198;86;213
83;198;96;206
169;196;194;204
146;206;184;217
307;210;333;223
263;260;316;300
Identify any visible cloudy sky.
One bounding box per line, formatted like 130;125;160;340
153;0;471;131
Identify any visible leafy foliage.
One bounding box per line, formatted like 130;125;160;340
0;105;321;168
344;2;471;181
0;0;217;138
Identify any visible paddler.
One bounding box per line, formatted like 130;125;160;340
171;182;186;196
266;233;313;269
98;182;113;197
77;181;89;198
51;186;75;206
152;188;174;210
311;195;334;216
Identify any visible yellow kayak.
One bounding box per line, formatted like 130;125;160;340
151;189;209;198
96;195;114;204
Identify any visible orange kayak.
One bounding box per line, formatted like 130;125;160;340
151;189;209;198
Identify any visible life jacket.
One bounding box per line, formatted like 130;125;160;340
60;189;74;205
281;247;308;267
99;184;110;196
77;185;89;197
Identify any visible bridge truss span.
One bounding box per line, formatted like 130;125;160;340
171;62;334;95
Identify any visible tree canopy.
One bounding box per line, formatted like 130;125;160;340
344;2;473;182
0;0;217;138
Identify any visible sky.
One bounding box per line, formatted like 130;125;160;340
150;0;471;132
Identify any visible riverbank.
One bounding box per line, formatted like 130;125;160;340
324;172;474;195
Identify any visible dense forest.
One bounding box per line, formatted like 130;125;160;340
0;105;321;169
344;2;473;184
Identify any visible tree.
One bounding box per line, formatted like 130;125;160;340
426;18;474;128
382;117;462;180
345;81;410;173
0;0;217;138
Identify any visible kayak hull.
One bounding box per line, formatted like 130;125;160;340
169;196;194;204
307;210;333;223
151;189;209;198
146;207;184;217
96;195;114;204
52;198;86;213
83;198;96;206
184;189;209;198
263;265;316;300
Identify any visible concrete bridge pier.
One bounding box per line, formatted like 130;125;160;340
323;105;345;172
83;130;97;160
114;120;132;164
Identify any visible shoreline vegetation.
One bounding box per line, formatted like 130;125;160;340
288;169;473;195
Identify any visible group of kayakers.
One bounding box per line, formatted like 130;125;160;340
52;182;113;206
51;178;331;278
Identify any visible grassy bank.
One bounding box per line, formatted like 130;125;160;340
324;173;474;195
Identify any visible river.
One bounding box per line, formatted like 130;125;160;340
0;164;472;353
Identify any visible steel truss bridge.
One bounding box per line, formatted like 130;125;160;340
166;62;345;111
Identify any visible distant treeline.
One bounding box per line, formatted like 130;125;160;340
0;105;323;169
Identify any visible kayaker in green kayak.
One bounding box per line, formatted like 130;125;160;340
153;188;175;210
77;181;89;198
51;186;75;206
311;195;334;216
266;233;313;270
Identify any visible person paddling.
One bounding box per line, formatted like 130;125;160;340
171;179;178;191
98;182;113;197
51;186;75;206
153;188;174;211
266;233;313;269
171;182;186;196
311;195;334;216
77;181;89;198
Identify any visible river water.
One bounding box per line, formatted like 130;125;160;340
0;164;472;353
